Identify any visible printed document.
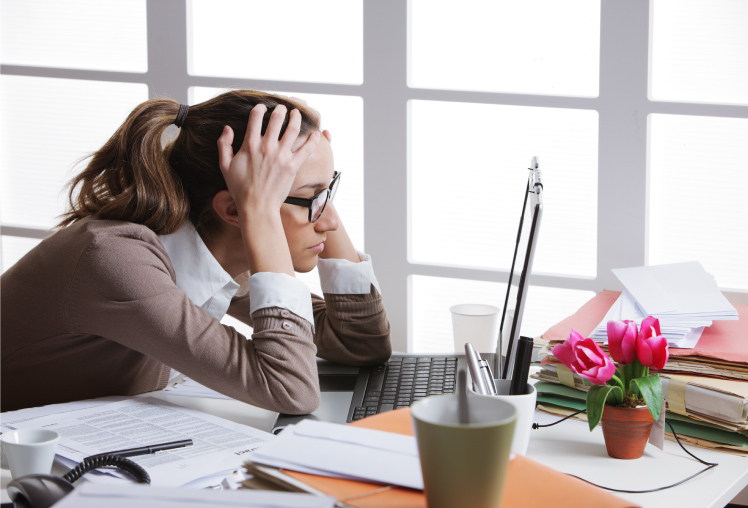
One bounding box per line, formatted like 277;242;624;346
8;397;273;487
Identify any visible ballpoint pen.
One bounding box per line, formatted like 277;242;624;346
465;342;489;395
478;356;498;396
96;439;194;458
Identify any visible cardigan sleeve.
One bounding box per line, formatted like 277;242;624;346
227;281;392;366
67;231;320;415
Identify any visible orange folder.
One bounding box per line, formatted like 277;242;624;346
282;408;639;508
542;290;748;365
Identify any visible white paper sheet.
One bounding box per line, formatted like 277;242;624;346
163;375;232;400
612;262;738;319
8;397;273;487
248;419;424;490
51;483;335;508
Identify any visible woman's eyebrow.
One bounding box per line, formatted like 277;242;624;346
295;182;326;190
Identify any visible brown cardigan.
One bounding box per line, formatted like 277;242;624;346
1;218;391;414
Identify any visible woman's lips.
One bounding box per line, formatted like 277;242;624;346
308;242;325;253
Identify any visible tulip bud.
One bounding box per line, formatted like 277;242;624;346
606;320;638;365
636;317;669;370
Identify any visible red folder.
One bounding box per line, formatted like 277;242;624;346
282;408;638;508
542;290;748;364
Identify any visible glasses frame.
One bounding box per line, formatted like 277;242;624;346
283;171;341;223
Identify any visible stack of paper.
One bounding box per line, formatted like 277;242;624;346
589;262;737;348
1;397;273;487
246;419;424;490
51;483;335;508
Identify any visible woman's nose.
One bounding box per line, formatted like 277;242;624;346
315;201;340;232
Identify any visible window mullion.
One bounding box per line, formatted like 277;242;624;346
596;0;651;291
362;0;410;351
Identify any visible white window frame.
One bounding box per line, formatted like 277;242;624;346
2;0;747;353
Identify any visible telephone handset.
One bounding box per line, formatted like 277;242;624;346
7;439;192;508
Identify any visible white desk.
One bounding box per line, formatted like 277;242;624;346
3;390;748;507
526;413;748;508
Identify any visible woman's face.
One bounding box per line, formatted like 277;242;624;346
281;131;339;273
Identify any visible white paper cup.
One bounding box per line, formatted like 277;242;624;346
469;379;537;455
1;429;60;478
450;304;500;354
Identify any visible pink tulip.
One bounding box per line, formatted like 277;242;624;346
607;320;638;365
636;316;669;370
552;329;616;385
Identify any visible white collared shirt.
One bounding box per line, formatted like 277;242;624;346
159;222;381;328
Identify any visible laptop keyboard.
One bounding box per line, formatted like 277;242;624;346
351;357;458;421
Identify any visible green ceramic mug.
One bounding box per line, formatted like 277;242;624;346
411;394;516;508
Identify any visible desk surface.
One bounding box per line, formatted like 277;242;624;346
3;389;748;508
527;413;748;508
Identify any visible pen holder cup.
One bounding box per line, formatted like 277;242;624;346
469;380;537;456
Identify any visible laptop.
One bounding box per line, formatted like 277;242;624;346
273;157;543;431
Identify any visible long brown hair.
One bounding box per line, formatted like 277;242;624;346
58;90;320;237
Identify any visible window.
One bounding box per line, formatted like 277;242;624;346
2;1;746;353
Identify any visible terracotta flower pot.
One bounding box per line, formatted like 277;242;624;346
600;405;655;459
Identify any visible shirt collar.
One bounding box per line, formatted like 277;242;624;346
158;222;240;309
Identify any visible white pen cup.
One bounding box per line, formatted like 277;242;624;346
450;304;500;354
1;429;60;478
469;379;537;456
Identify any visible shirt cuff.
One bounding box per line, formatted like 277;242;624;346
249;272;315;329
317;251;382;295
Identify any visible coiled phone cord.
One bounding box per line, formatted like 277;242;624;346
62;454;150;484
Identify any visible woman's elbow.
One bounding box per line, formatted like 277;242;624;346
279;386;321;415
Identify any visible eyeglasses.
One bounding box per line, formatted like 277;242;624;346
283;171;340;223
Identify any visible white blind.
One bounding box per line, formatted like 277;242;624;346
651;0;748;105
409;0;601;96
409;100;599;277
188;0;363;84
0;76;149;229
0;0;147;72
648;114;748;291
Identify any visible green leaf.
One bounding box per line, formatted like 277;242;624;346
586;384;624;432
630;375;663;422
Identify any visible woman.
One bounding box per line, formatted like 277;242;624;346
1;90;391;413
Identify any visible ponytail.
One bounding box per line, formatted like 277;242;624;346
59;90;320;238
58;99;189;234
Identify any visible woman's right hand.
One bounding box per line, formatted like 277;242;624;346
217;104;320;217
216;104;320;276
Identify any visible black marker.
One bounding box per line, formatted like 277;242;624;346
509;336;533;395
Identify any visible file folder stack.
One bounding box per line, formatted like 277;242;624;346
533;284;748;455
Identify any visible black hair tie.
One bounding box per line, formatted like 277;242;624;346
174;103;189;128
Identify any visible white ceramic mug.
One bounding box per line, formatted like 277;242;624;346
469;379;537;455
1;429;60;478
450;304;500;354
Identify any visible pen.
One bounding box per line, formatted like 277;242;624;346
478;357;498;396
97;439;194;458
465;342;489;395
509;336;533;395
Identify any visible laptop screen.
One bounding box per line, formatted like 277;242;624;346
497;157;543;379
